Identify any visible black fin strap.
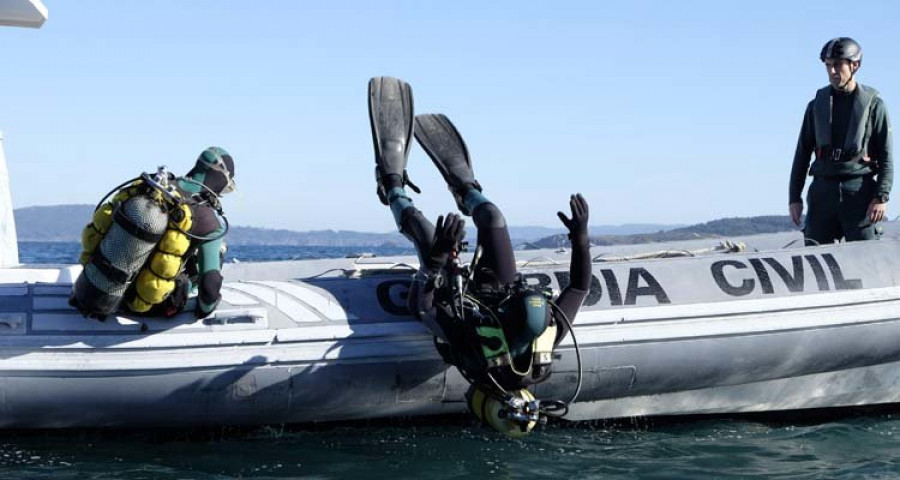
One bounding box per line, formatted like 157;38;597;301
404;171;421;194
113;208;165;243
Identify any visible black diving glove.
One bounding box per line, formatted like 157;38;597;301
557;193;590;246
425;213;466;271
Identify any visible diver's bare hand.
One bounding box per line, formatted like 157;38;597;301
789;202;803;227
868;199;887;223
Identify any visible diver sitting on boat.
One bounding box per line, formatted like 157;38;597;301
70;147;235;321
368;77;592;436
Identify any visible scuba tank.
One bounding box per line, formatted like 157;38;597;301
70;168;181;320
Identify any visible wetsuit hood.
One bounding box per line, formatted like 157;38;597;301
185;146;236;196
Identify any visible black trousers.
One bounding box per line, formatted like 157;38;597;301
805;175;878;245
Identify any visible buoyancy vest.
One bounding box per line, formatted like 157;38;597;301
810;84;880;176
475;320;558;383
73;174;193;318
435;291;559;390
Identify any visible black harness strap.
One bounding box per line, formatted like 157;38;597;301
90;250;134;284
113;207;165;243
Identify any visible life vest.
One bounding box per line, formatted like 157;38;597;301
72;171;193;319
811;83;879;164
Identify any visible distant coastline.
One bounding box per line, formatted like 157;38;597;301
13;204;794;248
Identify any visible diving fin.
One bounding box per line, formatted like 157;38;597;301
413;114;481;213
368;76;419;205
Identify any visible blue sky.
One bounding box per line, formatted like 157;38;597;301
2;1;898;232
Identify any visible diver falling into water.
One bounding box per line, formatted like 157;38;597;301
368;76;592;436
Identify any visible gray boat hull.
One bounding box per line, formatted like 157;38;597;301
3;232;900;428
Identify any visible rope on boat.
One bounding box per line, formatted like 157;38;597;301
592;240;746;263
783;237;821;248
518;257;565;268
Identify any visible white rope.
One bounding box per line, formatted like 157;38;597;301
593;240;746;263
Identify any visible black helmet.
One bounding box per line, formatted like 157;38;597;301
820;37;862;64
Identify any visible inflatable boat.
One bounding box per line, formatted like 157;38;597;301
3;230;900;428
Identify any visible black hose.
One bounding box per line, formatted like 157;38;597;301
93;176;142;212
462;244;484;296
548;299;584;411
169;177;231;242
460;295;584;422
169;212;228;242
93;174;229;242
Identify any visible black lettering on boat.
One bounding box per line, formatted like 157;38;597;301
376;279;411;315
624;268;670;305
601;269;623;306
586;274;604;306
748;258;774;294
822;253;862;290
762;256;805;293
711;260;755;296
804;255;830;291
554;271;604;307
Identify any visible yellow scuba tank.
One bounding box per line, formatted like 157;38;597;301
70;168;183;320
126;203;192;313
467;386;537;438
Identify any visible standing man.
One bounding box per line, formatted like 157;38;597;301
789;37;892;245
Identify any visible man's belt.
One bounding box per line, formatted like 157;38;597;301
816;146;867;163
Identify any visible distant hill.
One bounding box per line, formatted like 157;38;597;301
13;205;95;242
13;205;410;246
12;204;684;247
527;215;797;249
226;226;407;247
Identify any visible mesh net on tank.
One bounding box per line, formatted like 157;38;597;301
89;195;170;294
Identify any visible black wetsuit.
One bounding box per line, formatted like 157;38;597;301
400;198;592;387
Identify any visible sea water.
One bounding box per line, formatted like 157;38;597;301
4;242;900;479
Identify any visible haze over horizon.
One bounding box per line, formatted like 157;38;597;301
2;1;898;232
11;203;686;237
